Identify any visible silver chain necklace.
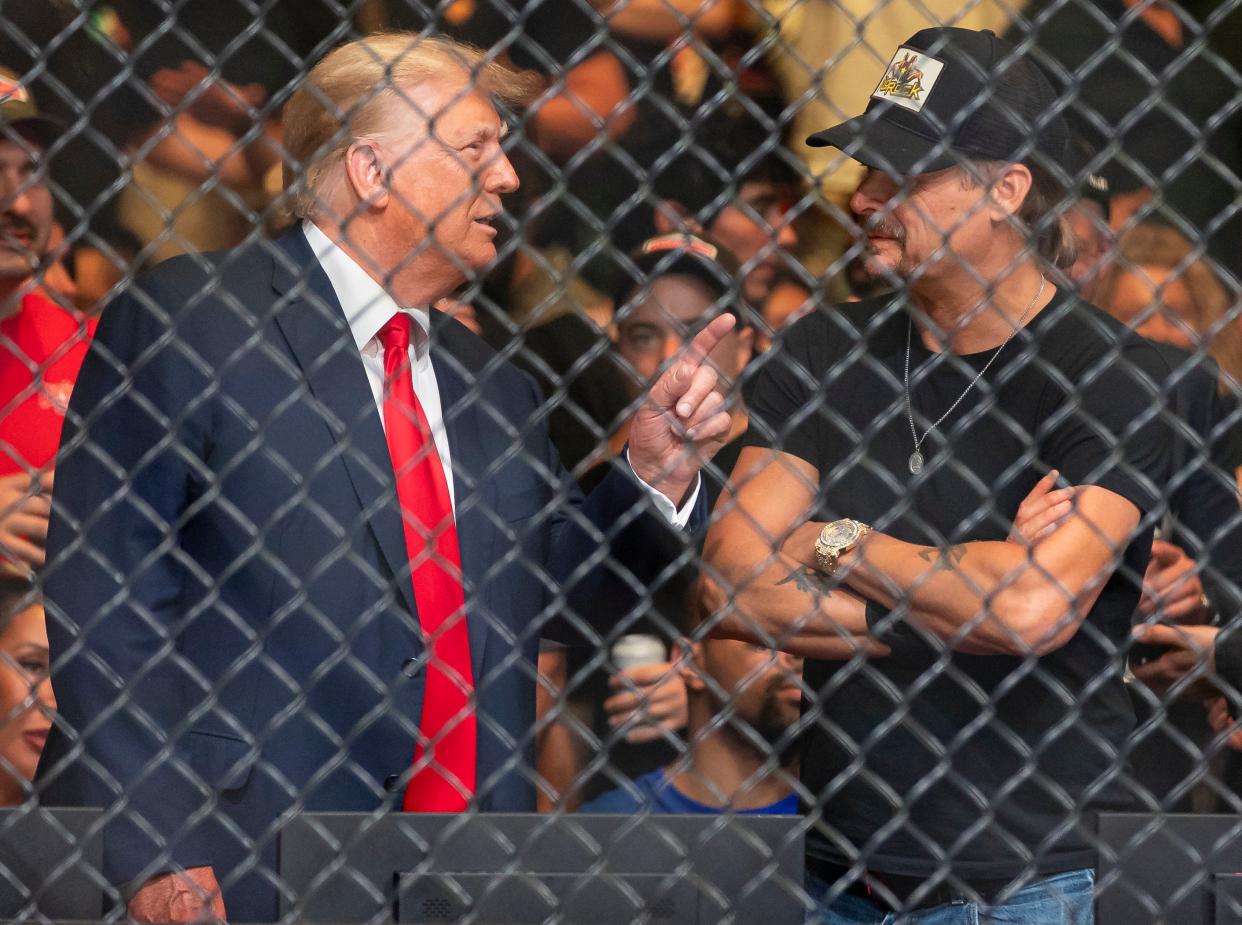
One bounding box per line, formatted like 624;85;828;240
903;276;1046;474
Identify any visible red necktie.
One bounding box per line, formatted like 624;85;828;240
377;313;476;811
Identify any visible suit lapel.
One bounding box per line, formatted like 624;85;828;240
430;312;497;683
268;229;419;620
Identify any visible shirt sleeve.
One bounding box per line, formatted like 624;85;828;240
1040;341;1173;515
739;341;825;472
626;448;701;528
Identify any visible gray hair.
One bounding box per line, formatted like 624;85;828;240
960;161;1079;271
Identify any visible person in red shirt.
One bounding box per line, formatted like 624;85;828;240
0;66;95;570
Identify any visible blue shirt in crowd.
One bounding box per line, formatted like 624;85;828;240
579;770;800;815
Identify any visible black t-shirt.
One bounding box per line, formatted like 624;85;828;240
1155;345;1242;620
741;292;1174;880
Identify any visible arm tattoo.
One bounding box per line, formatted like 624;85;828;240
776;568;834;595
917;543;968;567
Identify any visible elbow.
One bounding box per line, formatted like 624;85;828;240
988;590;1082;657
695;571;757;643
696;571;733;638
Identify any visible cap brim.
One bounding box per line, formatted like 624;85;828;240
1;116;62;152
807;114;961;176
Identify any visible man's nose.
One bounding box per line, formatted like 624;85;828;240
850;172;896;221
850;186;879;221
0;172;31;215
778;650;804;674
485;151;520;195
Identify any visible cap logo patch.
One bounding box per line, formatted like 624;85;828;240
0;77;28;105
872;48;944;113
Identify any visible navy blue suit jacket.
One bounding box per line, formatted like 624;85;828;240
39;228;704;921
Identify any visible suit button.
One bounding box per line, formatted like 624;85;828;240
384;774;402;791
400;658;420;678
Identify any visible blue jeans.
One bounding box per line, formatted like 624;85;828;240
805;868;1095;925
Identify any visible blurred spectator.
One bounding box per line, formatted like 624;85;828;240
579;636;802;814
1080;219;1242;811
1010;0;1242;279
64;225;144;316
0;69;95;571
756;273;813;353
613;235;754;418
538;235;754;806
381;0;637;161
1095;222;1242;387
647;127;800;307
495;105;797;485
67;0;352;262
603;233;753;738
0;575;54;806
1130;622;1242;754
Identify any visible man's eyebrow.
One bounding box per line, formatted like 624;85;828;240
459;124;505;145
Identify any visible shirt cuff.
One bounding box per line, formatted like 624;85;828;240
625;448;700;528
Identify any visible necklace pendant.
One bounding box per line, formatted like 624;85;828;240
909;451;924;474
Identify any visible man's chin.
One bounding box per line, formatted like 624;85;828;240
0;256;35;284
459;241;498;272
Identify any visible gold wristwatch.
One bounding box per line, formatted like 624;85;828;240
813;519;872;575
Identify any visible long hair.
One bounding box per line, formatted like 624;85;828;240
1095;221;1242;389
961;161;1078;271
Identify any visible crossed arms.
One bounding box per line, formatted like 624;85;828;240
701;447;1143;658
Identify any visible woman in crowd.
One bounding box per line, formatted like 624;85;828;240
1095;220;1242;388
0;576;54;805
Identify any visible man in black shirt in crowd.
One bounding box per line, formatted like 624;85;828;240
701;27;1173;923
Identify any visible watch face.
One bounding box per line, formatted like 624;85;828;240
821;520;859;547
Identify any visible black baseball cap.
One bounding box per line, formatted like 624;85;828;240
1066;134;1111;218
807;27;1070;177
0;67;60;151
612;234;747;325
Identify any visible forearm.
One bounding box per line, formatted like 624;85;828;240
815;529;1086;655
701;533;882;660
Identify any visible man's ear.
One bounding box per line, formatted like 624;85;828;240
674;637;706;692
343;140;390;211
986;162;1033;223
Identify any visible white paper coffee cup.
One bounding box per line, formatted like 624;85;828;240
611;634;667;671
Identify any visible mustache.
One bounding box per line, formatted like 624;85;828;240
0;213;36;241
859;214;907;244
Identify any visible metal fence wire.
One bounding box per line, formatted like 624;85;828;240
0;0;1240;922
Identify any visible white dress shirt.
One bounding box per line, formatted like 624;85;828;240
302;221;698;525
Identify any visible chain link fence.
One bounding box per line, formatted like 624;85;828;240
0;0;1240;922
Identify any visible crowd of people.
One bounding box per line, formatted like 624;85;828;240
0;0;1239;923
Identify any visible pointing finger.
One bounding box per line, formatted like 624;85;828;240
646;314;735;413
681;314;736;370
